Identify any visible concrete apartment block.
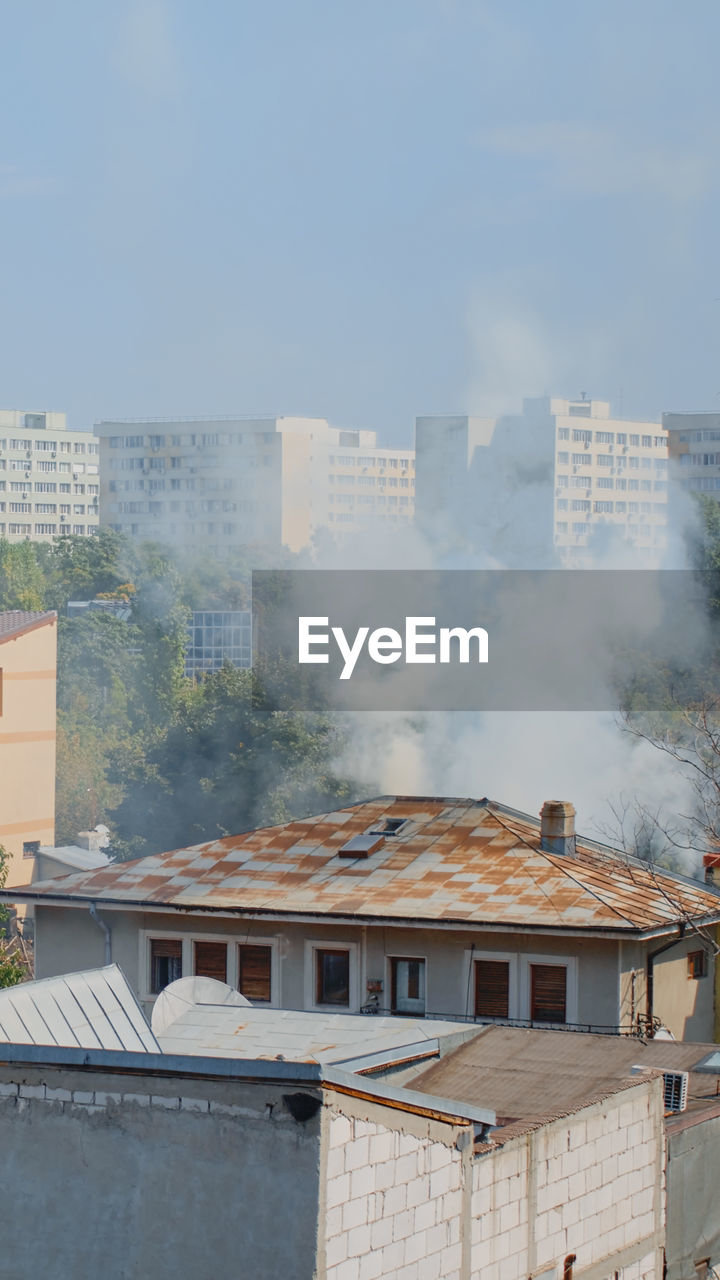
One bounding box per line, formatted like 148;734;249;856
0;409;99;542
97;415;415;555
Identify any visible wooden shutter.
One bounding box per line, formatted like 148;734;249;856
239;945;272;1002
474;960;510;1018
194;940;227;983
530;964;566;1023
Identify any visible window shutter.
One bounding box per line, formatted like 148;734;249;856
239;945;272;1002
530;964;567;1023
474;960;510;1018
194;940;227;983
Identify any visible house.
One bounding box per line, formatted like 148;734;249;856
3;795;720;1041
0;966;667;1279
412;1024;720;1280
0;611;57;904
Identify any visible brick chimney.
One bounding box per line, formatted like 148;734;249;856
540;801;576;856
703;850;720;886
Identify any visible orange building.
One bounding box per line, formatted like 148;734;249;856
0;611;57;890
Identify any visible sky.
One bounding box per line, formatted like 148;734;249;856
1;0;719;444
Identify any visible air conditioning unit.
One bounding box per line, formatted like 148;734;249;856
51;452;56;458
655;1070;689;1112
25;450;31;458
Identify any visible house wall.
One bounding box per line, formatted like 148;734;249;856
0;618;56;887
34;906;623;1030
651;935;716;1043
471;1079;665;1280
665;1112;720;1280
0;1059;322;1280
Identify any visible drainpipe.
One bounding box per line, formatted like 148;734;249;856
89;903;112;966
646;924;685;1033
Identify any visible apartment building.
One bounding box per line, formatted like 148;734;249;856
662;411;720;521
184;610;253;678
0;410;99;543
96;415;415;556
416;397;669;566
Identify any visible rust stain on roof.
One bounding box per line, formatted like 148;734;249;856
8;796;720;934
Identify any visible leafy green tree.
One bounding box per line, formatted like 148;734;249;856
0;539;47;610
0;846;27;988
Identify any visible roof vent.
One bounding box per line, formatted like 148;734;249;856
540;801;576;856
369;818;407;837
338;833;385;859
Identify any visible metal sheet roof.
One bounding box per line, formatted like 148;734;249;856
411;1024;720;1134
156;1004;474;1065
0;610;56;643
36;845;111;872
0;965;160;1053
6;797;720;935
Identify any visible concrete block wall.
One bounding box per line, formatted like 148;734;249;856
470;1079;665;1280
323;1103;467;1280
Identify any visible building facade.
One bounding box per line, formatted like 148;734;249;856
97;415;415;556
0;410;99;542
663;411;720;523
0;611;57;893
416;397;669;566
184;610;253;678
7;796;720;1042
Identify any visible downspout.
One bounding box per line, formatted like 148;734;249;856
646;924;685;1033
89;902;112;966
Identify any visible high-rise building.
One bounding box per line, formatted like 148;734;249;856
415;397;669;565
662;411;720;517
96;416;415;555
0;411;100;542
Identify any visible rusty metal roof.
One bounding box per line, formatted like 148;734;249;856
0;610;56;643
5;796;720;935
411;1023;720;1138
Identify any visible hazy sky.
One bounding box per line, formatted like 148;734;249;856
2;1;719;443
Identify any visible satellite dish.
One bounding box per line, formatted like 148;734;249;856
652;1026;675;1041
151;975;250;1036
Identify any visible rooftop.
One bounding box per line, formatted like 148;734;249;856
0;610;57;643
0;964;159;1053
5;797;719;938
411;1024;720;1143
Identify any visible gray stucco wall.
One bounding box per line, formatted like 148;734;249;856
0;1061;321;1280
34;904;623;1028
666;1113;720;1280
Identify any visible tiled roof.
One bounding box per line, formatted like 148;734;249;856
6;796;720;936
0;610;56;643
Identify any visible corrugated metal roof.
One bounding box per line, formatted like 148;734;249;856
156;1004;474;1065
0;965;160;1053
0;610;56;643
5;797;720;935
411;1024;720;1132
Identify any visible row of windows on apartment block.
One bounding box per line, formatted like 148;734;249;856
151;940;575;1022
113;496;413;516
107;434;414;468
557;501;666;515
0;505;92;517
557;522;662;539
0;482;98;494
557;476;667;492
0;523;93;536
0;461;96;474
0;439;98;454
556;429;666;447
557;455;667;471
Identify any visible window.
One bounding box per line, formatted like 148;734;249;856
474;959;510;1018
150;938;182;993
688;950;708;979
530;964;567;1023
238;944;272;1001
390;957;426;1015
194;939;227;983
315;949;350;1006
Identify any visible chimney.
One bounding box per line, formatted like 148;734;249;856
76;830;103;853
540;801;576;856
703;850;720;886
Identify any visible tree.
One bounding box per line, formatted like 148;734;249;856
0;846;27;988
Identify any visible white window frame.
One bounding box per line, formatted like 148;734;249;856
139;928;281;1006
304;940;360;1013
464;949;519;1021
521;953;578;1026
386;953;428;1017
